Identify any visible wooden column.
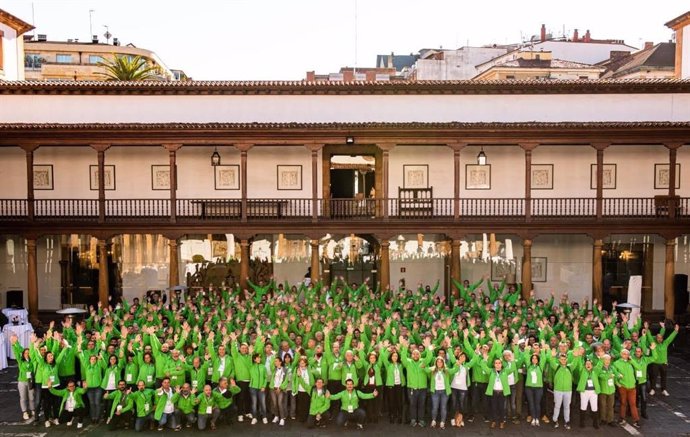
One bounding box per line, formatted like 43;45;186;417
592;239;603;303
450;239;461;293
239;239;250;290
163;144;182;223
92;143;110;224
98;239;109;308
449;143;466;220
20;143;39;221
27;238;38;324
592;143;609;220
664;238;676;320
310;240;320;284
521;239;532;295
379;239;390;292
520;143;538;222
306;144;324;223
236;144;253;222
169;239;179;288
666;143;681;218
642;239;654;312
378;143;395;220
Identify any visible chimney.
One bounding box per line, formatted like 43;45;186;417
644;41;654;50
92;35;98;43
388;52;394;69
306;71;315;82
573;29;579;41
113;37;120;46
540;24;546;42
584;30;591;42
366;71;376;82
342;69;354;82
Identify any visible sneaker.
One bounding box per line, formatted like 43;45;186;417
618;419;626;426
564;422;571;430
279;419;285;426
52;419;59;426
430;420;436;428
157;426;164;431
418;420;425;428
439;422;445;429
490;421;496;428
526;415;533;423
357;423;364;429
251;418;258;425
272;416;279;424
633;422;641;428
410;420;417;427
536;419;540;427
22;412;30;421
460;421;465;427
77;423;83;429
541;415;550;424
66;420;73;426
531;419;535;426
500;421;505;429
649;389;655;396
237;415;244;422
246;413;253;419
554;422;559;429
662;390;669;397
450;419;456;427
45;420;51;428
262;418;268;424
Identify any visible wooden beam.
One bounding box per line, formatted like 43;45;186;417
379;239;390;293
310;239;320;284
169;239;179;288
19;143;39;221
98;239;109;308
592;142;609;220
163;144;182;223
240;239;250;291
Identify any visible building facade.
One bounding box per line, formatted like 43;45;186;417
473;50;604;80
0;8;33;81
0;80;688;325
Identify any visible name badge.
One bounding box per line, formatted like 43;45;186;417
608;379;614;387
346;373;352;381
192;381;198;388
144;403;149;412
206;406;212;415
636;370;642;378
530;371;537;385
50;375;56;382
147;375;153;382
207;367;213;376
348;405;353;413
26;372;32;379
126;373;132;381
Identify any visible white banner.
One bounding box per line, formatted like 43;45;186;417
627;275;642;329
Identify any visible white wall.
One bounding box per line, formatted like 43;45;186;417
460;146;524;198
389;146;454;198
106;146;170;199
530;234;592;304
391;258;445;294
531;146;594;198
34;147;96;200
247;146;312;199
606;145;686;197
415;47;509;80
0;147;26;198
177;146;241;199
3;93;690;124
273;260;310;286
680;24;690;79
0;23;22;80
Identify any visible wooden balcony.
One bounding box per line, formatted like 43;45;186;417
0;197;687;226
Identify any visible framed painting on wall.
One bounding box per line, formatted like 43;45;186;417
491;258;517;282
531;164;554;190
403;164;429;189
214;165;240;190
654;163;681;189
33;164;54;190
277;165;302;190
590;163;617;189
531;257;547;282
89;165;116;190
151;165;172;190
465;164;491;190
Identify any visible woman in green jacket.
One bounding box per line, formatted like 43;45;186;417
101;354;123;421
79;352;105;424
523;347;546;427
11;335;35;421
136;353;156;389
426;355;454;429
380;347;405;424
47;379;86;429
292;356;315;423
359;349;383;424
481;356;511;429
248;353;268;424
575;357;601;429
37;345;68;427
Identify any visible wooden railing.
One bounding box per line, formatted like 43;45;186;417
0;197;687;223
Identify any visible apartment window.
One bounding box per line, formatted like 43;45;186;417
25;54;43;69
56;54;73;64
579;76;589;80
89;55;104;64
506;75;516;80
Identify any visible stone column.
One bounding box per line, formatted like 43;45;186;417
520;143;538;222
592;239;603;303
450;239;461;284
236;144;253;222
306;144;323;222
240;239;250;290
592;143;609;220
664;239;676;320
449;143;466;220
521;239;532;296
380;240;390;292
169;239;179;288
92;143;110;224
20;144;39;221
310;240;320;284
378;143;395;219
98;239;109;308
666;143;681;218
27;238;39;324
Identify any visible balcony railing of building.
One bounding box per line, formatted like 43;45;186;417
0;197;687;224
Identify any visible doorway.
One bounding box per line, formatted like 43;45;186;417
329;155;376;198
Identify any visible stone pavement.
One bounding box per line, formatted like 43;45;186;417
0;356;688;437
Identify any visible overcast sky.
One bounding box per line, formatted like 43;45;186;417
1;0;686;80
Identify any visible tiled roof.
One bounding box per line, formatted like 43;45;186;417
0;121;689;131
0;79;689;95
600;43;675;79
490;58;601;70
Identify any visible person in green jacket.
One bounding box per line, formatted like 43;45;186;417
10;335;36;422
380;346;405;424
293;356;315;423
330;378;378;430
306;377;331;428
213;377;241;426
153;377;180;431
359;348;383;424
399;338;428;427
481;356;511;429
647;323;678;396
248;353;268;424
173;383;198;428
633;342;658;419
596;354;617;427
131;380;154;432
78;351;105;424
522;344;547;427
549;347;580;430
47;379;86;429
612;349;640;428
575;357;600;429
268;355;289;426
135;352;156;389
104;380;134;431
196;384;220;431
426;355;454;429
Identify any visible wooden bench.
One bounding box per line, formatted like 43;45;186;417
192;200;289;218
398;187;433;217
654;195;680;217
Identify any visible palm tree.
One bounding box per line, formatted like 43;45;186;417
96;55;161;81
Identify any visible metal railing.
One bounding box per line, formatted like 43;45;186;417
0;197;687;223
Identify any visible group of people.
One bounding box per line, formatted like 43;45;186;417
10;275;680;431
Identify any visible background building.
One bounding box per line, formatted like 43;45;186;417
599;42;675;79
0;8;33;80
666;11;690;79
473;50;604;80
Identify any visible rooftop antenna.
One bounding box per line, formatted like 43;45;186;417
31;2;36;37
354;0;358;75
89;10;95;40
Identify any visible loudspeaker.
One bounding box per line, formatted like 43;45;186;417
6;289;24;308
673;274;689;315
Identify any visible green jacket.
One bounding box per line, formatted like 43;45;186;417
187;362;210;391
100;363;123;390
308;388;331;415
80;354;105;388
481;360;511;396
153;388;177;421
650;330;677;364
524;362;545;388
249;363;268;389
549;357;577;392
426;366;455;395
575;365;601;394
213;385;241;409
131;389;154;418
136;363;156;388
12;342;34;383
231;339;263;382
104;389;134;419
293;367;315;393
210;354;234;384
400;348;428;389
340;360;363;386
196;393;219;414
329;389;374;411
124;361;139;386
612;359;637;389
175;392;197;415
50;387;86;415
596;365;616;395
166;358;187;387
